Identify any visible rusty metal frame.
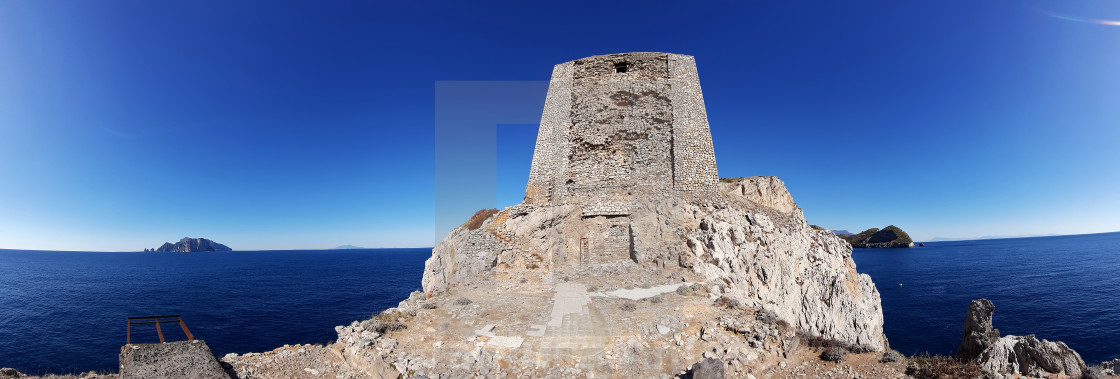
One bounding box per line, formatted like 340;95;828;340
126;315;194;344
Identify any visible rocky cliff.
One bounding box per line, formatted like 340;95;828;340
693;178;886;350
149;237;232;252
839;226;914;248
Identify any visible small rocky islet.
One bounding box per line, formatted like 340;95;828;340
143;237;232;252
839;225;915;248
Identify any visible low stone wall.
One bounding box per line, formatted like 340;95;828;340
119;340;229;379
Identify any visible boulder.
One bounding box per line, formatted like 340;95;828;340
1101;359;1120;375
689;358;724;379
979;334;1089;378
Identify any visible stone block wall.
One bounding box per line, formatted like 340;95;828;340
577;216;634;266
593;220;632;265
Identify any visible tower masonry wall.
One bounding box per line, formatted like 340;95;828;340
525;62;573;205
668;54;719;193
524;52;718;210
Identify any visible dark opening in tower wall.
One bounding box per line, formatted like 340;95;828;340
614;62;629;73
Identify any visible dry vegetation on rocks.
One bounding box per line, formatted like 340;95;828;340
463;209;499;231
905;353;982;379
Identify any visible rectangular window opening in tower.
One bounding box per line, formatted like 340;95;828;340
614;62;629;73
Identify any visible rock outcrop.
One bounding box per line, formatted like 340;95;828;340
980;335;1090;378
688;178;886;351
955;299;999;362
839;226;914;248
0;367;114;379
956;299;1090;378
719;176;799;214
423;176;887;352
1102;359;1120;376
149;237;232;252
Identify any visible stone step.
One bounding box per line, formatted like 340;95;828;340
484;211;510;231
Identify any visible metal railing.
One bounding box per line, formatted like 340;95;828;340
126;315;194;344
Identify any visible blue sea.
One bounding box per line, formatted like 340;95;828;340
0;248;428;375
852;232;1120;364
2;234;1118;374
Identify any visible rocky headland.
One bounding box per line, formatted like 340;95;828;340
145;237;232;252
840;226;915;248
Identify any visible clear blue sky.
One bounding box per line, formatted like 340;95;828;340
2;1;1118;251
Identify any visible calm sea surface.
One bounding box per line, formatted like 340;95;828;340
852;232;1120;364
0;248;428;374
2;234;1118;373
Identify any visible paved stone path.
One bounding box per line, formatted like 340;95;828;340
477;281;681;356
546;282;591;327
539;282;608;357
593;282;695;300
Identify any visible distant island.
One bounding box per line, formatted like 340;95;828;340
334;245;365;249
145;237;232;252
832;229;852;236
840;225;914;248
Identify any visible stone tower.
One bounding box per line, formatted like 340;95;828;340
524;52;718;215
423;53;888;357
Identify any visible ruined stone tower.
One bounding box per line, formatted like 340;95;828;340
524;52;718;214
423;53;887;358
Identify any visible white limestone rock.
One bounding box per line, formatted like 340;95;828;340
422;177;887;352
720;176;799;215
979;334;1089;378
685;177;886;352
